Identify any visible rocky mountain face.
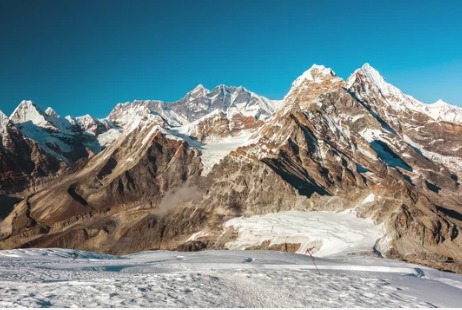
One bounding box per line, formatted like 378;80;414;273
1;65;462;273
169;84;278;122
0;110;62;195
0;101;119;196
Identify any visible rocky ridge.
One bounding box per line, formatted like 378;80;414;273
1;64;462;273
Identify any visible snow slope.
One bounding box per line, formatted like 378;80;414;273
198;130;256;175
0;248;461;307
426;99;462;124
223;210;383;256
171;126;257;175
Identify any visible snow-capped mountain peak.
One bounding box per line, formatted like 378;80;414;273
345;63;424;115
430;99;450;107
168;84;278;122
284;64;344;105
425;99;462;123
10;100;50;127
189;84;210;97
351;63;387;88
291;64;340;88
347;64;462;125
44;107;59;118
108;100;188;128
346;63;404;99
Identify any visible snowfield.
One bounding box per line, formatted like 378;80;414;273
170;126;256;175
1;248;462;307
223;210;383;256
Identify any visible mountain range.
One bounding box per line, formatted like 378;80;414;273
1;63;462;273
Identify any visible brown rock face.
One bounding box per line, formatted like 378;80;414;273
187;111;264;141
245;240;301;253
176;240;207;252
0;123;203;252
0;117;62;195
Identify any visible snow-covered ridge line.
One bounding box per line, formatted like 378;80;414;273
346;63;462;124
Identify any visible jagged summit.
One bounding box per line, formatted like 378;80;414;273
189;84;210;97
291;64;340;88
170;84;278;122
284;64;344;105
347;63;392;92
345;62;422;116
10;100;49;126
44;107;59;118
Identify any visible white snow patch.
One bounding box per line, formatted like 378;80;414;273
97;128;122;147
425;99;462;124
359;127;382;142
362;193;375;204
224;210;383;257
171;125;257;176
200;130;256;175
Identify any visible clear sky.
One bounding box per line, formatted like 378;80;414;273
1;0;461;118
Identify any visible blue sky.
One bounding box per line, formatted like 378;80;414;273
1;0;461;117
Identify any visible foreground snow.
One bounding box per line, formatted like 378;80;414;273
0;249;462;307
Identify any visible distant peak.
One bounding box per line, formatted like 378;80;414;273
18;100;38;108
358;63;382;77
306;64;337;78
347;63;391;94
190;84;209;96
301;64;337;80
10;100;49;125
431;99;449;106
45;107;59;118
11;100;44;116
361;62;373;70
290;64;341;89
81;114;94;119
309;64;335;73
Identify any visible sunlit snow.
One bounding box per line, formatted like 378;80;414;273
223;210;383;256
0;248;461;307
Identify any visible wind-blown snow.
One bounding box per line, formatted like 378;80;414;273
223;210;383;257
0;248;461;307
